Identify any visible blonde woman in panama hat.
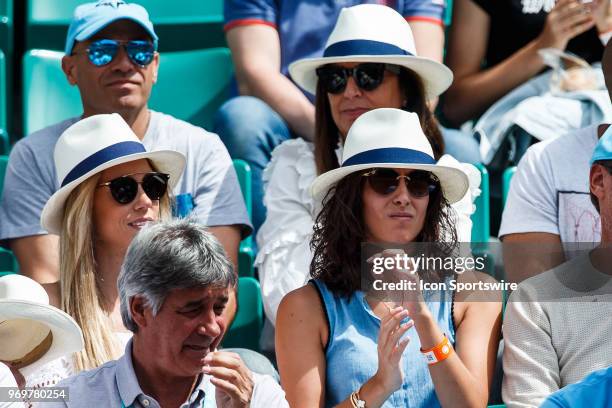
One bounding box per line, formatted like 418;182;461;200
255;4;483;341
25;113;184;388
276;108;501;408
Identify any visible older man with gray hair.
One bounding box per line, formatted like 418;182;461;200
46;219;288;408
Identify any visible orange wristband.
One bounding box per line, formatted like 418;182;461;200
420;335;453;365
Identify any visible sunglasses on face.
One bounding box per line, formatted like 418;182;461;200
97;172;169;205
362;168;438;198
315;63;401;94
78;39;156;67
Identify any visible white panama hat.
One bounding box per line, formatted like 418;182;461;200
40;113;186;235
310;108;469;203
289;4;453;100
0;274;84;378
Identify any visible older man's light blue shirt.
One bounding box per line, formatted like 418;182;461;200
39;340;288;408
42;340;212;408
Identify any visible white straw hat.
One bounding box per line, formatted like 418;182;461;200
289;4;453;99
310;108;469;202
41;113;186;234
0;275;84;377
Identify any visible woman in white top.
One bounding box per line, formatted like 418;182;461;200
256;4;482;328
28;114;184;387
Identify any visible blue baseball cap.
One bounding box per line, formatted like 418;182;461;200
591;125;612;165
65;0;158;55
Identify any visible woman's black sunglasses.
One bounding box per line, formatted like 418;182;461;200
315;63;401;94
362;168;438;197
97;172;169;205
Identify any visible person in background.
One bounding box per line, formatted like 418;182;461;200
502;126;612;407
499;39;612;282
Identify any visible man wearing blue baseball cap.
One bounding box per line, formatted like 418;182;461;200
533;130;612;408
0;1;250;320
502;56;612;404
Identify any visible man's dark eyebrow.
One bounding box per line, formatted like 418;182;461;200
181;294;229;308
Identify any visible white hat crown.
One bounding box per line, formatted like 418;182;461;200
324;4;417;56
0;274;50;305
54;113;143;188
341;109;434;166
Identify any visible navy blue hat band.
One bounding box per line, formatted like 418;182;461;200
62;141;146;187
342;147;435;167
323;39;412;58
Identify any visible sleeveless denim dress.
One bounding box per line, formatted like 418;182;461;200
312;278;455;408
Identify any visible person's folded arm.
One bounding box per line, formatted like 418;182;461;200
226;24;315;141
444;0;595;126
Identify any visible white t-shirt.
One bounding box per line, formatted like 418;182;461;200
0;363;24;408
499;125;601;243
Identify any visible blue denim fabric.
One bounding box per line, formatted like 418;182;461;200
213;96;295;238
440;126;482;164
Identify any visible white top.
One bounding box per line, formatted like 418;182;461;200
0;363;24;408
499;125;601;243
256;138;481;325
502;253;612;408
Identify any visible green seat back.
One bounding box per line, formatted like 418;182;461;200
23;48;234;135
0;155;18;273
471;163;490;243
222;277;263;352
23;50;82;136
0;0;12;56
502;166;517;207
150;48;233;130
0;50;7;153
233;159;255;278
26;0;224;51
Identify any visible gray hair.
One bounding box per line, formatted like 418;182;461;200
118;218;236;332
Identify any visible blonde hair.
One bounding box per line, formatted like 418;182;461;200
60;163;171;372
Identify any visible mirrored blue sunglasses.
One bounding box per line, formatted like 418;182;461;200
80;39;156;67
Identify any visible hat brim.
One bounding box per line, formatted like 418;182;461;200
310;162;469;204
41;150;186;235
0;300;84;378
289;55;453;100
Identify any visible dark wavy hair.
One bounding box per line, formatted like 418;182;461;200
310;171;458;297
313;66;444;175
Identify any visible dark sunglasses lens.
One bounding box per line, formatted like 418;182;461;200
109;177;138;204
127;41;155;66
368;169;400;195
142;173;168;201
317;67;347;94
355;64;385;91
88;40;118;66
406;171;436;197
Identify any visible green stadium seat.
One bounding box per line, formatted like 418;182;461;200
0;50;7;153
23;47;234;135
233;159;255;278
26;0;224;51
0;0;12;57
471;163;490;243
0;155;18;273
222;277;263;352
22;50;82;136
502;166;517;207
